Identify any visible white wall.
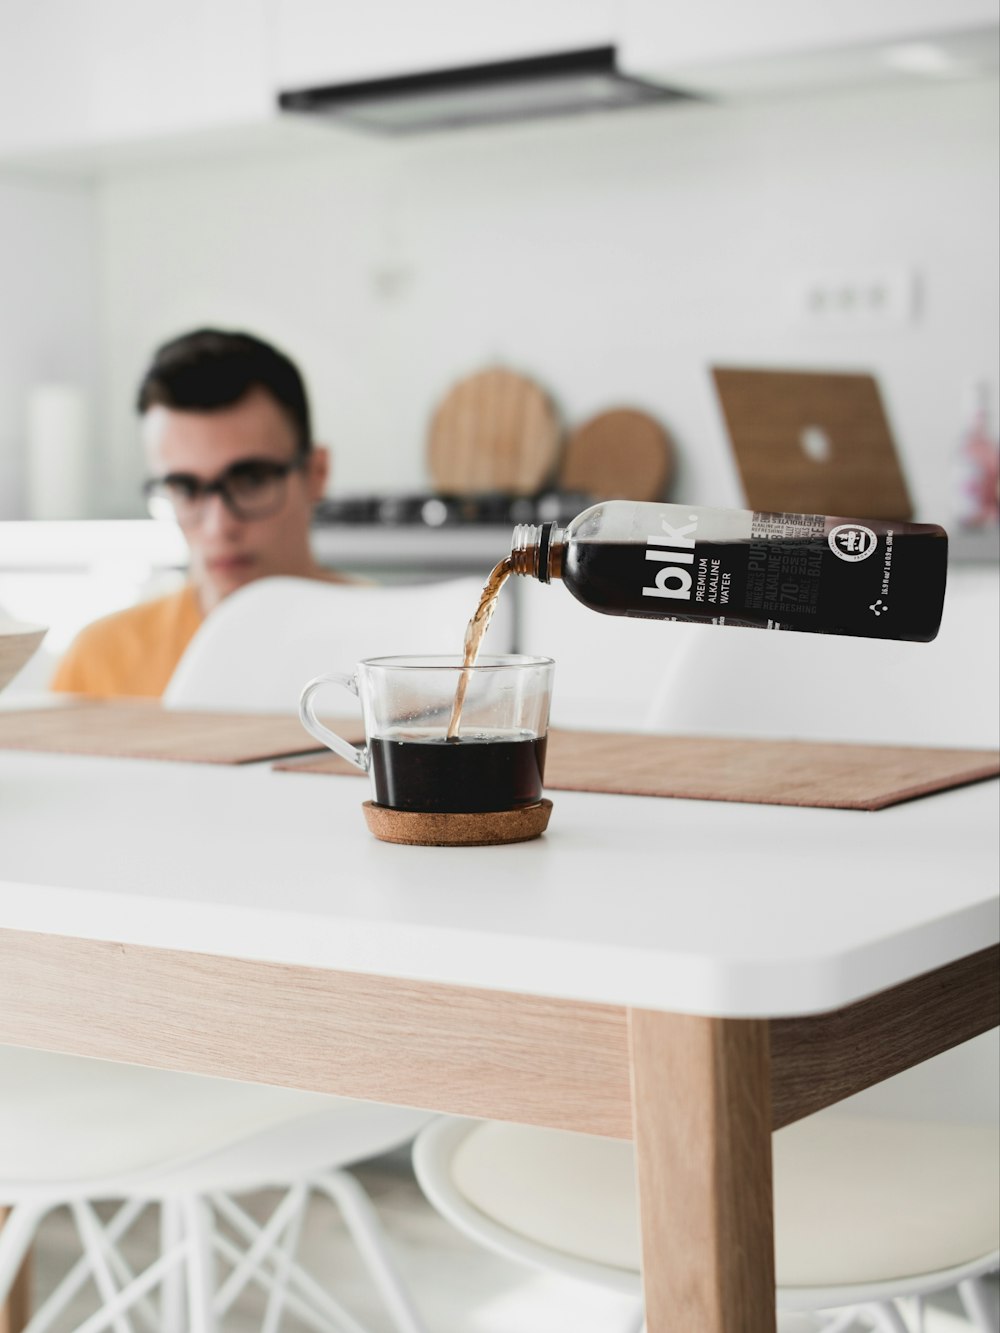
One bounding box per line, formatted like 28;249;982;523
94;76;999;521
0;177;101;519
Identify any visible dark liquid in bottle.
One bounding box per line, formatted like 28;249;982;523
562;528;948;642
369;733;547;813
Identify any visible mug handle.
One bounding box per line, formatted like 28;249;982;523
298;672;369;773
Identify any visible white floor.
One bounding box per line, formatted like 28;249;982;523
27;1147;999;1333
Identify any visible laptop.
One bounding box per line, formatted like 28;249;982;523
711;367;914;521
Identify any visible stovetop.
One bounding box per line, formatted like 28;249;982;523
312;490;594;528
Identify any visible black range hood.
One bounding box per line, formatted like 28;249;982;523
278;46;698;135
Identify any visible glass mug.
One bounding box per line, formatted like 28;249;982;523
298;654;554;815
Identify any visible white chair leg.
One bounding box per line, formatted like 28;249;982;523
25;1201;152;1333
181;1197;217;1333
261;1184;308;1333
99;1237;161;1333
816;1308;868;1333
864;1303;911;1333
66;1250;187;1333
211;1186;308;1318
70;1201;135;1333
159;1200;186;1333
959;1277;1000;1333
317;1170;427;1333
211;1224;370;1333
0;1201;48;1303
913;1294;925;1333
74;1200;162;1333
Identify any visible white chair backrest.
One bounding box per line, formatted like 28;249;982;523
516;579;702;731
164;575;508;713
644;565;999;749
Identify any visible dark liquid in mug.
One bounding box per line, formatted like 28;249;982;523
369;733;547;813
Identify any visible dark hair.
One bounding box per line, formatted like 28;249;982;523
136;328;312;456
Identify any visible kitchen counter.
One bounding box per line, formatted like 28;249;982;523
0;518;510;576
310;523;510;574
2;518;996;577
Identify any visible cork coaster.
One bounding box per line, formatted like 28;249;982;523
362;799;553;847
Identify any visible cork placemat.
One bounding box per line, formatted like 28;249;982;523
274;729;1000;811
0;701;360;766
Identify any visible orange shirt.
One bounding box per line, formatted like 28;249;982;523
50;585;203;699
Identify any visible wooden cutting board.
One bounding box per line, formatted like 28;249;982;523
559;408;674;501
0;701;362;765
275;729;1000;812
427;366;562;496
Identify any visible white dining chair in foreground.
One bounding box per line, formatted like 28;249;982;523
163;574;509;713
413;1114;999;1333
4;575;502;1330
4;574;503;1331
409;563;1000;1330
642;564;1000;749
0;1046;430;1333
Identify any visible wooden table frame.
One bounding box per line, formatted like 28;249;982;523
1;928;996;1332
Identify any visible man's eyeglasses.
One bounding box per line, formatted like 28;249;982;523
143;456;305;524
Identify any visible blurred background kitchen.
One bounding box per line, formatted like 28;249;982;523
1;9;999;1330
0;0;998;713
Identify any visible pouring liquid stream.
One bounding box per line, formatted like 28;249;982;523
446;556;513;740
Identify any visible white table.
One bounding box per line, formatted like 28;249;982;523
1;751;998;1331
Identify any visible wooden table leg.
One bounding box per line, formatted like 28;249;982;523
0;1210;31;1333
629;1010;776;1332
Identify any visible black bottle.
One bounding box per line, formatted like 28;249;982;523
509;501;948;642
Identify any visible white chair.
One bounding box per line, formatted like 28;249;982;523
515;578;698;731
642;564;1000;749
411;564;1000;1331
413;1115;1000;1333
0;1046;430;1333
164;575;511;713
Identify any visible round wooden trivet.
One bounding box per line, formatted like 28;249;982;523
362;799;553;847
559;407;674;501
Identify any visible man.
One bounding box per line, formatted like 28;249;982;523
52;328;347;697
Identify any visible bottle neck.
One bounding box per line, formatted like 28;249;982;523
509;522;565;582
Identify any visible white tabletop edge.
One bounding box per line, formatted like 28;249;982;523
1;877;996;1020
